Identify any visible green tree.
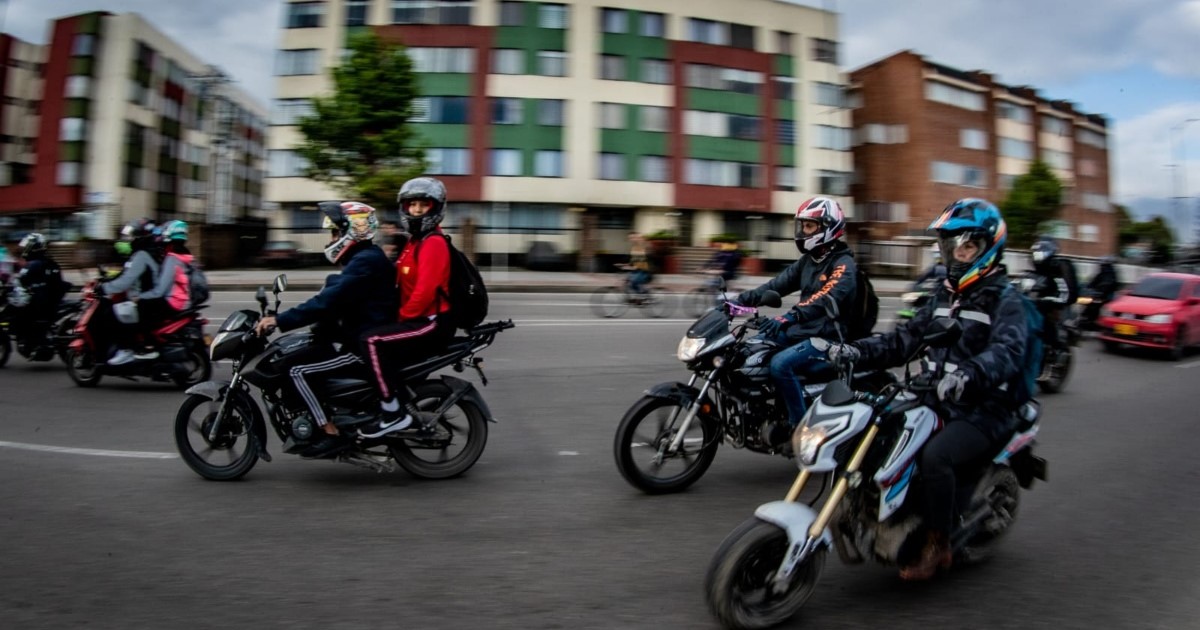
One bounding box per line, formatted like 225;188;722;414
295;32;425;210
999;160;1063;248
1114;204;1137;246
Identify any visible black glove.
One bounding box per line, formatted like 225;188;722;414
735;290;761;307
758;314;794;338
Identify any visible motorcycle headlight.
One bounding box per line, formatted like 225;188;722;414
677;336;706;362
794;424;829;467
1145;314;1173;324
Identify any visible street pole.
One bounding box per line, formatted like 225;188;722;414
1171;118;1199;244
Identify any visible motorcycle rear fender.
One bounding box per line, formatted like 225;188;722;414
185;380;270;459
755;500;833;577
434;374;496;423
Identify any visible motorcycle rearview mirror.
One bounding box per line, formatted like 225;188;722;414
273;274;288;294
922;317;962;348
760;290;783;308
255;287;268;309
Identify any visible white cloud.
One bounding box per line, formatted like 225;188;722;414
1113;103;1200;202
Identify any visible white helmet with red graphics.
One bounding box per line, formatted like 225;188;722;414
794;196;846;255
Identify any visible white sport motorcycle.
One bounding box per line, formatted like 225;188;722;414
704;318;1048;629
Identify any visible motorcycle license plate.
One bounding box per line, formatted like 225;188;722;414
1113;323;1137;336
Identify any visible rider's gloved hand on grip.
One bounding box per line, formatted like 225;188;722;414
936;371;969;402
826;343;861;367
735;290;761;307
758;314;793;338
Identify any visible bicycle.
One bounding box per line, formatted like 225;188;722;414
590;269;671;319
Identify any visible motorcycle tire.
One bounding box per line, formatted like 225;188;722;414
0;329;10;368
65;348;103;387
705;518;826;630
174;392;260;481
957;466;1021;566
387;381;488;480
613;394;719;494
171;347;213;389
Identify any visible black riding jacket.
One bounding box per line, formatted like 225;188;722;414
850;269;1027;442
276;243;398;354
737;241;857;341
16;256;67;318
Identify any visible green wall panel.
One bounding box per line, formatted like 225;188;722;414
687;136;761;162
65;98;89;118
778;145;795;166
775;100;795;121
59;142;85;162
69;56;94;76
773;55;794;76
687;89;760;116
413;123;470;147
418;74;472;96
599;129;667;155
491;124;562;150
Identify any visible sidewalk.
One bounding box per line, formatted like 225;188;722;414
199;268;913;296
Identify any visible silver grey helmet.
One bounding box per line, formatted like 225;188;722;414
397;176;447;238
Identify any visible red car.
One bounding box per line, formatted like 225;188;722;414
1097;272;1200;359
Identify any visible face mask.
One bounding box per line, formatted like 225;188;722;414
114;241;132;256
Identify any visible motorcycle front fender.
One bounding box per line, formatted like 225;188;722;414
755;501;833;550
185;380;270;458
435;374;497;423
643;381;711;407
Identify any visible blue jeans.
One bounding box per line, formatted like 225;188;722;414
769;339;834;427
628;270;651;294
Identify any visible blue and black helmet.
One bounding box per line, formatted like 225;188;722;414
928;198;1006;291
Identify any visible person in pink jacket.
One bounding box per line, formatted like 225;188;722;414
120;220;196;363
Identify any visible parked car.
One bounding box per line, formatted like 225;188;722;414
1096;272;1200;359
524;241;571;271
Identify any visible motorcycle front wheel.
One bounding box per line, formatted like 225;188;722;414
65;348;103;387
387;382;488;480
706;518;826;630
613;394;719;494
175;393;260;481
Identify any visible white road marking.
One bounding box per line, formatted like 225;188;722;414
558;451;580;456
0;440;177;459
1175;359;1200;369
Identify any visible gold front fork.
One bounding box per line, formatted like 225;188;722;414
792;424;880;540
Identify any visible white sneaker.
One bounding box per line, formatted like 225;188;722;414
134;349;159;360
358;414;413;438
107;349;136;365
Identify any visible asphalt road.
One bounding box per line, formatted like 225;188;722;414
1;291;1199;629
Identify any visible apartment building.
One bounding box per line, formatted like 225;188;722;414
849;50;1115;258
0;12;267;241
268;0;854;262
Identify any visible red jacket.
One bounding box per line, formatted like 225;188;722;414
396;229;451;320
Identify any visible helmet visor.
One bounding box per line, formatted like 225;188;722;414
938;231;986;268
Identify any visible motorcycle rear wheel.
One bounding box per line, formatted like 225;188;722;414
706;518;826;630
613;395;719;494
958;467;1020;565
387;382;488;480
172;347;213;389
175;393;260;481
66;348;103;387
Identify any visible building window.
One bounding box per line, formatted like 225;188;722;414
684;64;763;94
267;151;307;178
640;59;670;84
813;125;850;151
407;47;475;73
71;34;95;56
998;174;1017;190
1041;115;1071;136
57;162;81;185
729;23;755;50
998;137;1032;160
426;148;471;175
392;0;473;25
345;0;369;26
598;103;625;129
491;98;523;125
638;155;669;182
65;75;91;98
1081;192;1110;211
817;170;850;195
729;115;761;140
775;166;796;191
411;96;469;123
960;128;987;150
997;100;1032;124
489;149;522;176
1077;128;1106;149
599;54;625;80
685;159;762;188
286;2;325;28
639;106;669;132
776;120;795;144
931;161;987;187
499;1;524;26
272;98;315;125
60;118;86;142
538;3;568;29
598;153;625;180
776;31;793;55
533;150;564;177
275;49;319;76
536;51;567;76
1078;158;1097;177
858;124;908;145
491;49;524;74
1077;224;1099;242
601;8;627;34
640;12;665;37
773;76;796;101
1041;148;1072;170
687;18;728;45
812;38;838;63
537;99;564;125
813;82;844;108
925;81;985;111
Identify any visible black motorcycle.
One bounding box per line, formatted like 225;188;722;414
174;275;514;481
613;291;895;494
1013;274;1076;394
0;282;82;368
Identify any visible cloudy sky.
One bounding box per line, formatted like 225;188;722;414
5;0;1200;239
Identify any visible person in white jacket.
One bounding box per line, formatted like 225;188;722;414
104;218;161;365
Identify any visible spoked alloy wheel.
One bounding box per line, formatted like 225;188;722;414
66;348;103;387
387;383;488;479
613;395;719;493
959;467;1020;565
175;393;260;481
590;287;630;318
706;519;826;630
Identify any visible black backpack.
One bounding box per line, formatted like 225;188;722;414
847;267;879;340
437;235;488;331
184;261;211;307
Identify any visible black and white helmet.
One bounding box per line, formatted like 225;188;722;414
18;232;47;259
397;177;447;239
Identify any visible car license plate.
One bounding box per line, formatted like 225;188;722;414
1113;323;1137;336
